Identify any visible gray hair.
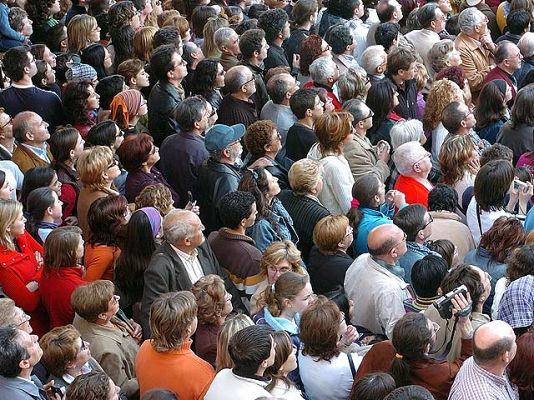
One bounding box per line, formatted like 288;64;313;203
393;141;427;175
309;57;336;86
458;8;485;34
360;45;387;75
519;32;534;58
390;120;424;150
225;65;251;93
214;27;237;50
163;210;196;244
342;99;369;122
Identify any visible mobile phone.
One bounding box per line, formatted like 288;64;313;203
377;142;388;153
51;385;65;397
187;191;197;206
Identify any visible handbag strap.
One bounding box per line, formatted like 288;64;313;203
347;353;356;378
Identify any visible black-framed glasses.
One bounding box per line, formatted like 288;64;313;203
388;232;407;253
420;214;433;231
242;76;255;87
116;130;124;138
0;117;12;130
107;159;119;169
355;110;374;123
17;313;31;326
412;151;431;167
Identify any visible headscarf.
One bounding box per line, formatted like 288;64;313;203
136;207;162;238
110;89;143;128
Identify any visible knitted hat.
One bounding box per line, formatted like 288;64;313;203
136;207;162;238
65;62;98;82
110;89;143;128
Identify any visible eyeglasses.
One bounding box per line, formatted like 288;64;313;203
355;110;374;123
267;265;291;275
344;226;353;238
0;117;12;131
110;294;120;305
388;232;407;253
463;110;473;120
420;214;433;231
150;145;158;155
80;339;88;351
17;313;31;326
412;151;431;167
107;159;119;169
339;311;346;325
242;76;255;87
116;130;124;138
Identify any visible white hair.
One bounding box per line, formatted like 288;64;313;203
518;32;534;59
390;120;424;151
393;141;427;175
214;27;237;51
458;8;485;34
309;57;336;86
163;210;196;244
360;45;387;75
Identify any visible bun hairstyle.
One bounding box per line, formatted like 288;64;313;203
258;271;309;317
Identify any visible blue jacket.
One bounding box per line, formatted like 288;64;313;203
399;242;439;284
353;204;395;257
0;3;24;42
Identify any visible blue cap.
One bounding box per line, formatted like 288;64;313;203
205;123;246;152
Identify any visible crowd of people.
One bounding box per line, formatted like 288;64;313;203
0;0;533;398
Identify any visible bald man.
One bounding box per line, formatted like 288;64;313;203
344;224;411;339
140;210;244;338
217;65;258;128
449;320;519;400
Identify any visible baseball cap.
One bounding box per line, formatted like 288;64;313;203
205;124;246;152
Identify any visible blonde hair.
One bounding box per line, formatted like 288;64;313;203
439;135;475;185
260;240;303;278
160;10;181;28
68;15;98;54
77;146;115;191
133;26;158;62
191;274;227;325
414;62;428;92
135;183;174;215
145;0;161;27
71;280;115;322
0;200;23;251
315;111;353;155
313;215;349;255
150;291;198;352
258;271;309;317
423;79;463;131
202;16;229;58
215;314;253;372
288;159;322;195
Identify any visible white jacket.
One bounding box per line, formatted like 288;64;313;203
204;369;271;400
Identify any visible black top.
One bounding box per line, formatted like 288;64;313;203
265;43;290;71
217;94;258;128
307;246;353;295
147;80;182;146
389;77;418;120
283;28;310;66
286;122;317;161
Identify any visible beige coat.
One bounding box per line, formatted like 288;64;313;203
343;134;390;183
455;33;494;98
428;210;476;265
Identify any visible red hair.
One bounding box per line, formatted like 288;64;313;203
116;133;154;172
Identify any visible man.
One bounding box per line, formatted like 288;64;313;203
11;111;53;173
515;32;534;87
140;210;242;337
482;41;522;105
405;4;447;75
159;96;213;208
214;27;241;71
181;41;205;97
217;66;258;128
360;45;388;84
286;88;323;161
386;47;418;119
449;320;518;400
441;101;490;157
65;0;89;25
403;255;448;312
459;0;500;41
239;29;270;114
326;24;360;75
208;191;263;310
148;44;187;146
344;224;411;339
343;99;390;182
0;47;63;131
367;0;404;46
258;8;291;71
204;325;275;400
344;0;369;63
0;108;15;160
0;326;46;400
495;10;530;45
375;22;401;53
305;57;342;110
260;73;298;152
455;7;495;100
8;7;33;43
198;123;246;233
393;204;440;283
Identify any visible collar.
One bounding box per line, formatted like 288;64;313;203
311;81;333;92
387;112;404;121
11;82;35;89
472;357;509;385
170;243;199;260
0;143;13;155
62;362;92;384
368;255;410;289
263;307;300;334
218;228;255;244
458;32;483;51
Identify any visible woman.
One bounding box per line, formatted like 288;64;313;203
67;371;121;400
46;22;68;54
49;126;84;221
215;314;254;372
0;170;15;200
265;330;305;400
110;89;148;136
20;167;62;209
435;66;473;108
0;199;48;336
338;69;371;104
71;280;140;397
508;331;534;400
118;59;151;92
190;58;225;111
318;0;360;37
366;80;403;146
39;226;85;328
40;324;104;390
475;80;511;144
110;25;136;70
423;79;464;160
464;216;526;315
298;297;363;400
81;43;113;79
307;112;355;215
116;133;179;204
278;159;330;263
238;168;297;253
298;35;332;86
427;39;463;76
285;0;317;67
67;14;101;54
439;135;479;201
25;187;62;245
134;183;175;216
76;146;121;239
191;274;234;367
114;207;160;317
350;373;396;400
351;174;406;256
63;80;99;139
25;0;61;44
85;195;129;281
86;120;125;151
497;84;534;164
307;215;354;295
202;16;229;58
133;26;158;63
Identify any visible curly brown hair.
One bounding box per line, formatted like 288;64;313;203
422;79;464;131
244;120;278;159
191;274;228;325
439;135;475;186
300;296;341;362
25;0;57;26
479;216;526;263
506;243;534;283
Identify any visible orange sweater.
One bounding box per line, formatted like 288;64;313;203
84;244;120;281
136;339;215;399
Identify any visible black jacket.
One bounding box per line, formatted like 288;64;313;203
241;61;270;115
307;247;353;295
283;28;310;66
147;80;182;146
389;77;418;120
264;43;290;71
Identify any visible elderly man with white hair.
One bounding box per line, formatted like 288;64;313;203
393;141;433;207
360;45;388;84
215;27;241;71
455;7;496;100
515;32;534;87
305;56;342;110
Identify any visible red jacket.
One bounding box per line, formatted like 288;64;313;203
394;175;431;208
481;66;517;106
40;266;85;329
0;231;48;336
304;81;342;111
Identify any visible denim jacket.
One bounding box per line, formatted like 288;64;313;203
399;242;439;283
0;3;25;42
